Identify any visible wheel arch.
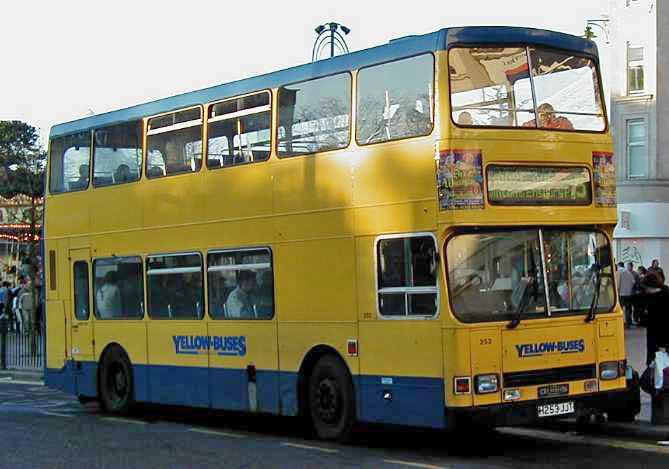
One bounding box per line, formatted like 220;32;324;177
96;342;132;397
296;345;355;418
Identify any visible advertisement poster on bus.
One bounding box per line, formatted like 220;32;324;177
592;151;616;207
436;149;484;210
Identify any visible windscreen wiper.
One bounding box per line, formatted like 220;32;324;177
586;264;601;323
508;272;537;329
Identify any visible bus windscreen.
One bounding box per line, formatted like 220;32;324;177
449;46;606;131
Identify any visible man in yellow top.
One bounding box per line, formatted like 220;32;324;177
523;103;574;130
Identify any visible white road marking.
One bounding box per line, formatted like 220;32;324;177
281;442;339;454
383;460;449;469
42;411;76;418
0;380;44;386
101;417;147;425
500;427;669;455
188;428;246;438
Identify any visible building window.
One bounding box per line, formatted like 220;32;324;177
376;234;438;318
627;119;647;178
627;44;645;94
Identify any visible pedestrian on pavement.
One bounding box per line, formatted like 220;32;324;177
616;261;636;327
0;281;8;317
648;259;666;285
634;266;649;325
642;272;669;365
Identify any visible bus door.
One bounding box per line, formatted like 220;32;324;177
68;248;96;396
206;248;279;413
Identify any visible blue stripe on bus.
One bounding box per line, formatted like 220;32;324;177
50;26;597;138
358;375;446;428
45;363;446;428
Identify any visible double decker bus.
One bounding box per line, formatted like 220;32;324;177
44;26;628;441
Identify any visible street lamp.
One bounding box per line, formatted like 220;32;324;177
312;22;351;62
585;17;610;44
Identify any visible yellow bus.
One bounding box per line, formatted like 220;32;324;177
44;26;628;441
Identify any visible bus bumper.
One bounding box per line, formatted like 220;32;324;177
446;389;632;428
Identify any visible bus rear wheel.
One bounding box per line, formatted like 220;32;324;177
308;355;355;441
99;347;134;415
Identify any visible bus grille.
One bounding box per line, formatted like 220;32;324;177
503;364;596;388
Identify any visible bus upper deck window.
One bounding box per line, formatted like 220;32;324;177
93;120;143;187
357;54;434;145
49;131;91;193
449;46;605;131
146;108;203;178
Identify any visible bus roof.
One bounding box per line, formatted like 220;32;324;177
50;26;598;138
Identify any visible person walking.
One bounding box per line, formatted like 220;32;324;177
642;272;669;365
648;259;666;285
0;281;8;318
616;262;636;327
634;266;649;325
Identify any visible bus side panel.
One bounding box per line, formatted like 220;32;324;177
44;299;75;394
207;320;279;414
358;321;445;428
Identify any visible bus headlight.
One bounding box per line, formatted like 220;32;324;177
599;361;620;380
475;374;499;394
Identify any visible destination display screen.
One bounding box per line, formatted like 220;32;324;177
487;165;591;205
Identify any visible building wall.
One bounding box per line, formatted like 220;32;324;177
610;0;669;274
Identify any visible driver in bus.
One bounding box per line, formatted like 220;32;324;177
523;103;574;130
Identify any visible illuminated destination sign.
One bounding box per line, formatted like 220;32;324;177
487;165;591;205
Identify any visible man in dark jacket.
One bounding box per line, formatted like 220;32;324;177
643;272;669;365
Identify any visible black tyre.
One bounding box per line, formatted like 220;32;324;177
307;355;355;441
99;346;134;414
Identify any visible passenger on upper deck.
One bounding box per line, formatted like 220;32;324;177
70;164;89;190
522;103;574;130
457;111;474;126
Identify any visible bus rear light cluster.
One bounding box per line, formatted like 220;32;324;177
454;377;471;395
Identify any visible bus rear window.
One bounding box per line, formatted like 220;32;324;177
49;131;91;193
449;47;605;131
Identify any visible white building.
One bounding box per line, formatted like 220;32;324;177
608;0;669;271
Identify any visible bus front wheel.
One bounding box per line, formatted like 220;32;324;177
99;346;134;415
308;355;355;441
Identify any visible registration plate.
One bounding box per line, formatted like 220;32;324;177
537;401;575;418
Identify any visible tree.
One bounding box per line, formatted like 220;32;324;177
0;121;45;198
0;121;46;347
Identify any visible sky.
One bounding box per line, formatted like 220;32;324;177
0;0;610;146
